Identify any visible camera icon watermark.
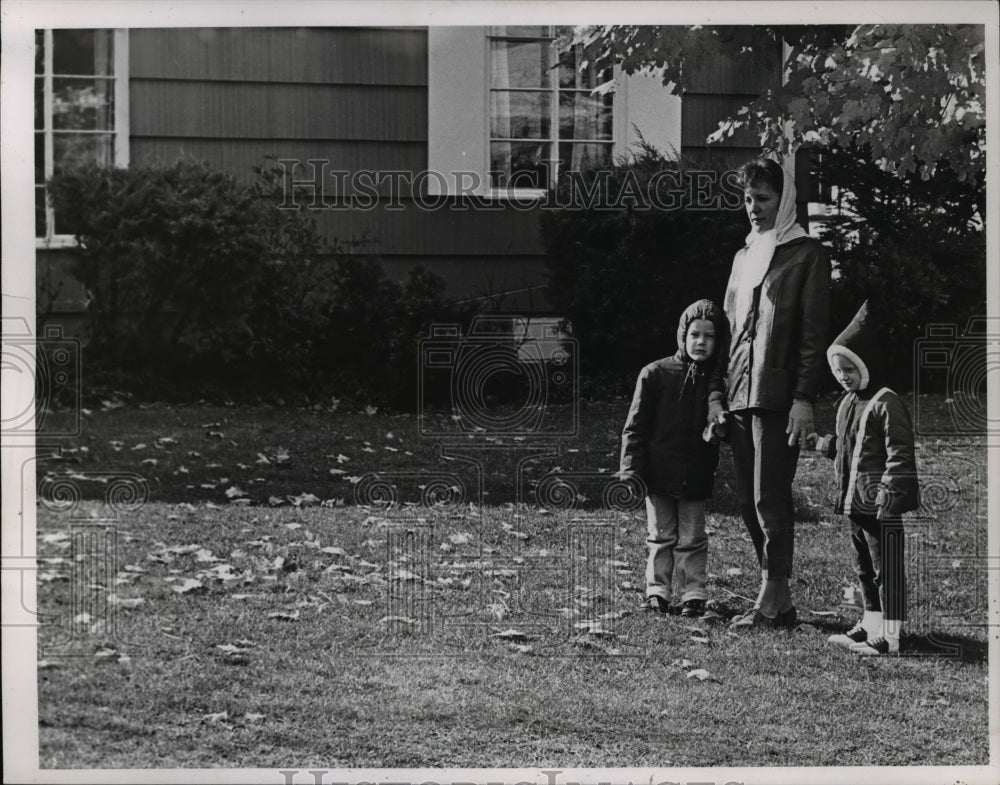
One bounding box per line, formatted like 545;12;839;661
25;470;151;658
913;317;999;436
1;316;82;440
418;315;579;440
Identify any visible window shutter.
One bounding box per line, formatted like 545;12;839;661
615;69;682;160
427;27;488;196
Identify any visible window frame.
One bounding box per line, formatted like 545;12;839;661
485;26;615;201
35;28;129;249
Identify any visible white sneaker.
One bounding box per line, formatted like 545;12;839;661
828;623;867;650
850;635;899;656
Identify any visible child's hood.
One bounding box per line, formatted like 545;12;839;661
827;300;886;393
675;298;728;365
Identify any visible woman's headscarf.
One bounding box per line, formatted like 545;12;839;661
731;155;808;316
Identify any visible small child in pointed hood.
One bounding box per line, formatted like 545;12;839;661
809;301;920;655
620;299;729;618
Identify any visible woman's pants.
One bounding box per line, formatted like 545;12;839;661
645;494;708;602
729;408;800;579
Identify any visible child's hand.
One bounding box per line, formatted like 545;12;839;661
804;432;819;451
702;413;727;444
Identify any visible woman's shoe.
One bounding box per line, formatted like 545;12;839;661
680;598;706;618
641;595;670;614
729;606;797;630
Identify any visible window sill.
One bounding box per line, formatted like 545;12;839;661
36;236;79;251
486;188;547;202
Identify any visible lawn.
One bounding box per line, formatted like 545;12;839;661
31;393;991;769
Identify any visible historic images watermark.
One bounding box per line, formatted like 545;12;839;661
274;158;745;213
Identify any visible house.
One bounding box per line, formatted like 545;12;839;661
35;25;787;335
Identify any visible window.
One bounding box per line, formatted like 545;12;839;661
488;26;613;190
428;27;680;198
35;29;128;244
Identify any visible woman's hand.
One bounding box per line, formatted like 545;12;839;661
786;399;814;447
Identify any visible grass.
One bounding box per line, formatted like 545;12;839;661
32;393;990;768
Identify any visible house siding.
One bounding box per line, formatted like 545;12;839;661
681;42;781;169
126;26;546;308
39;26;774;331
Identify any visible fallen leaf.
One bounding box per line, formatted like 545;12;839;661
171;578;205;594
267;610;300;621
379;615;416;625
492;628;532;642
288;492;320;508
687;668;715;681
225;486;247;499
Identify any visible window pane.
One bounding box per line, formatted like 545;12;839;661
558;142;613;173
53;29;113;76
490;91;550;139
54;132;113;173
35;133;45;184
53;77;114;130
490;141;549;189
559;92;613;141
35;30;44;74
35;77;44;130
490;40;551;89
36;187;47;239
558;46;612;90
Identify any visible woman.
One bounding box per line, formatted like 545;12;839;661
708;155;831;629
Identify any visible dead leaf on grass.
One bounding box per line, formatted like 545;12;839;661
108;595;145;609
492;628;532;642
686;668;717;682
379;615;416;625
171;578;205;594
267;610;300;621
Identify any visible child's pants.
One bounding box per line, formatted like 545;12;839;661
849;513;906;621
645;494;708;602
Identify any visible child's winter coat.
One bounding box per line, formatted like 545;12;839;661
820;302;920;516
620;299;729;500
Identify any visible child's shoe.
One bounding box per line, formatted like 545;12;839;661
641;595;670;614
680;598;705;618
850;635;900;656
828;623;868;650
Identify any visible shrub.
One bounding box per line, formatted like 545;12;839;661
48;161;276;389
46;160;477;404
813;144;987;391
541;145;748;396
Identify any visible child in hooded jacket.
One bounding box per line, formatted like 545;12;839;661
809;302;920;655
620;299;729;618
